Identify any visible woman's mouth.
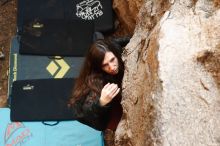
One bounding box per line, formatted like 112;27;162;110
112;68;118;74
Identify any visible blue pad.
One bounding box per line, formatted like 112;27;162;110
0;108;104;146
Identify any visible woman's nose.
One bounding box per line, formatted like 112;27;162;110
108;64;114;71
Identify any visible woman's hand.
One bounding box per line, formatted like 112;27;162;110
99;83;120;106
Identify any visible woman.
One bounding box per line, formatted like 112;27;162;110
69;39;126;144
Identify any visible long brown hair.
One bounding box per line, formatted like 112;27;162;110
69;39;124;106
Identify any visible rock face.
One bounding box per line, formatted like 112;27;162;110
115;0;220;145
112;0;144;35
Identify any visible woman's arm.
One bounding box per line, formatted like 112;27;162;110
80;95;110;130
72;83;120;131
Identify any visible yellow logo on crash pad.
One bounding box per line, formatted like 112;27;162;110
46;57;70;78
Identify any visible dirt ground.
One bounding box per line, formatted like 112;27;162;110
0;0;16;107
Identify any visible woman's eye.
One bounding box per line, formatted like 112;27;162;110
110;57;115;62
102;64;107;68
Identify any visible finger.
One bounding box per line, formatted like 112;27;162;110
108;85;119;95
110;85;118;94
107;87;118;97
103;83;110;89
107;83;118;91
111;88;120;98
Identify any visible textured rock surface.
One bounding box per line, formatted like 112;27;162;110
115;0;220;145
112;0;144;36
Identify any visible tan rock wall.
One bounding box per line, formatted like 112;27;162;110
115;0;220;145
112;0;144;35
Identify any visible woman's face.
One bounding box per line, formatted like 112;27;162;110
102;51;119;75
